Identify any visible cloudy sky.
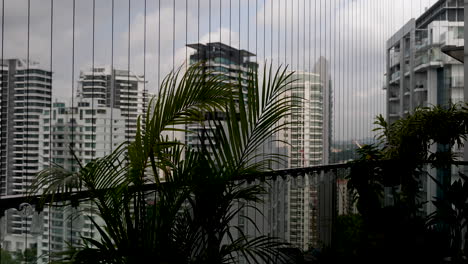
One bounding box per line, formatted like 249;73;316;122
2;0;440;141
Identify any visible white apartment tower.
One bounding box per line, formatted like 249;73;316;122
36;98;126;263
278;58;332;250
77;66;147;142
0;59;52;196
0;59;52;255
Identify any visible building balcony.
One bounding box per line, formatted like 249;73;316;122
389;72;400;84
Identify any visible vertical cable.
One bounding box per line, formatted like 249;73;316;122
365;0;369;152
173;0;175;72
308;0;311;166
91;0;96;244
347;0;351;150
270;0;272;64
297;0;299;72
144;0;147;117
303;0;305;73
313;0;316;164
254;0;258;239
219;0;223;63
209;0;211;64
358;0;361;141
0;0;3;201
255;0;258;71
172;0;175;140
127;0;131;146
278;0;280;69
375;0;378;139
25;0;31;250
158;0;161;94
332;2;336;160
197;0;200;47
326;0;329;164
330;0;333;165
328;0;331;163
368;1;371;139
50;0;59;253
186;0;188;70
361;0;365;141
49;0;57;259
281;0;286;243
69;0;75;249
317;0;321;165
352;0;356;147
247;0;249;56
110;0;114;150
246;0;251;239
229;0;231;70
239;0;241;68
341;0;344;160
91;0;95;159
284;0;286;66
263;0;265;63
265;0;269;238
291;0;293;72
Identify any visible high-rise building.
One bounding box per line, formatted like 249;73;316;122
386;0;464;123
39;98;126;175
386;0;464;213
0;59;52;196
77;66;147;142
277;58;332;250
186;43;273;263
36;98;126;263
185;42;258;150
0;59;52;255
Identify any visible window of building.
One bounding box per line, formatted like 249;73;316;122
448;9;457;21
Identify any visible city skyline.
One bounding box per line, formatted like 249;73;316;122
0;0;441;141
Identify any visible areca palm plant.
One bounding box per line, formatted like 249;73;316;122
30;63;298;263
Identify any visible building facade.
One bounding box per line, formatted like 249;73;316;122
0;59;52;196
185;42;258;150
0;59;52;256
276;58;332;250
36;98;126;263
386;0;464;213
387;0;464;123
77;66;147;142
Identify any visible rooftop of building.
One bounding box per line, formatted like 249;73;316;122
186;42;256;58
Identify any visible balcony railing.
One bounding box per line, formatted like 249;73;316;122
1;161;467;262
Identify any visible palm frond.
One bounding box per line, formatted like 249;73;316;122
222;235;293;264
204;64;299;179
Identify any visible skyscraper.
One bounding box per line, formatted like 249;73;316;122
278;58;332;250
185;42;258;150
0;59;52;197
77;66;147;142
386;0;464;214
0;59;52;254
386;0;464;123
36;98;126;263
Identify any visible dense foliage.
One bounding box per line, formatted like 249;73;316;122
328;105;468;263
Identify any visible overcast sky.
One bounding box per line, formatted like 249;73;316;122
2;0;440;141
